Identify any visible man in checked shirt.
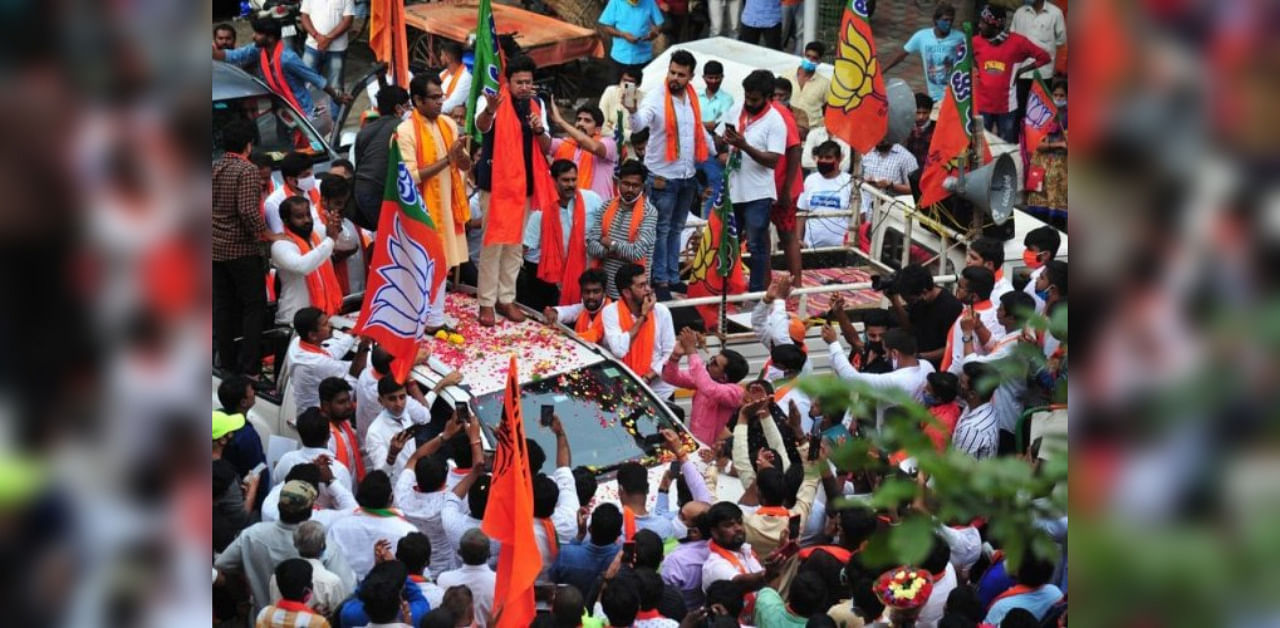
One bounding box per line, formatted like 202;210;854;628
213;119;283;381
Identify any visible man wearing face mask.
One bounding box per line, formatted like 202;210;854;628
857;139;917;221
398;74;473;331
822;326;935;429
353;86;410;230
788;42;831;132
265;152;323;234
827;298;894;374
884;3;965;106
956;291;1038;454
905;92;936;167
1020;225;1060;306
973;4;1051;143
797;140;852;249
214;18;352;135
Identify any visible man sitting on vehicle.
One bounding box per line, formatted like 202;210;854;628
213;17;352;134
274;405;353;492
365;375;433;476
601;263;676;399
260;461;356;526
356;345;459;446
287;306;370;414
543;268;611;344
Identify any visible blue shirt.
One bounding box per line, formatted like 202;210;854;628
339;577;430;627
741;0;782;28
599;0;664;65
223;44;328;116
698;88;734;125
902;27;967;102
551;539;621;597
523;191;605;263
985;584;1064;625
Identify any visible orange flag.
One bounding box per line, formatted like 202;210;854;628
369;0;410;87
918;23;978;209
480;356;539;627
823;0;887;154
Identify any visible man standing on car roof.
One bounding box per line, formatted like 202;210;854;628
213;17;352;135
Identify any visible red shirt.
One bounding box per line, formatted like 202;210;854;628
972;32;1050;114
771;102;803;205
925;402;962;451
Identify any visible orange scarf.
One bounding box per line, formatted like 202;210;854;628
283;228;344;315
553;137;598;190
772;381;794;403
940;299;993;373
440;65;464;98
574;298;610;343
328;420;367;481
412;110;470;235
540;518;559;560
592;195;647;270
259;42;303;113
663;84;709;163
616;301;656;376
486;88;558;245
623;505;638;541
755;506;790;517
539;191;589;306
708;540;759;616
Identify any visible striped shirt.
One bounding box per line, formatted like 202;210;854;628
857;144;919;216
586;197;658;298
952;402;999;459
256;600;332;627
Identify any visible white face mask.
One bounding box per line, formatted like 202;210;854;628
670;516;688;540
1052;98;1067;108
297;174;317;191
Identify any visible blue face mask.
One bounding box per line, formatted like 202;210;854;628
800;59;817;73
936;19;952;34
1036;288;1051;301
1024;0;1035;5
922;392;939;407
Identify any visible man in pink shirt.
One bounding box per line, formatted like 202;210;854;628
662;327;749;444
973;5;1050;142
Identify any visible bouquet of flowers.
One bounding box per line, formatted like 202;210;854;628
873;567;934;610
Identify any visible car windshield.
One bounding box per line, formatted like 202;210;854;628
471;362;681;475
213;93;328;162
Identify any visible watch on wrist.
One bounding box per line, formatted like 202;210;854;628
962;335;974;343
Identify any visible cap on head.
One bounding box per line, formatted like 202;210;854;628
279;480;318;510
212;410;245;440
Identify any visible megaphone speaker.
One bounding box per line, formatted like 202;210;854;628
883;78;915;146
943;153;1018;225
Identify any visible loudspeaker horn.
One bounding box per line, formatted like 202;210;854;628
943;153;1018;225
883;78;915;146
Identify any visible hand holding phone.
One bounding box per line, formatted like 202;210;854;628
788;514;801;541
455;401;470;424
540;404;554;428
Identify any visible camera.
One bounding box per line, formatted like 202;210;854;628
870;271;900;297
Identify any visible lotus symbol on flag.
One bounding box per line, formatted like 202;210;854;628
364;212;437;337
827;21;880;112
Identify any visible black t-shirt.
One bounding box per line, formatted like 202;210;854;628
352;115;401;229
476;97;535;195
908;289;963;365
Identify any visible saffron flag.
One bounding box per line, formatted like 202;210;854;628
824;0;887;155
1022;78;1059;156
918;23;978;209
686;166;745;331
481;356;540;627
352;139;448;383
465;0;504;143
368;0;409;87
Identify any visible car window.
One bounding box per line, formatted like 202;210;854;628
470;362;681;475
213;94;327;162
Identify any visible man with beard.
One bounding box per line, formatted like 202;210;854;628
521;160;603;309
548;104;619;201
700;501;783;621
398;73;472;332
317;376;366;482
601;263;676;399
905;92;936;167
214;18;351;133
473;55;556;326
716;69;787;294
624;50;714;300
941;265;1006;374
271;196;346;326
827;297;894;374
213;23;237;50
543;268;611;344
587;160;657;297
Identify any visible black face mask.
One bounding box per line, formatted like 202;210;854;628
865;341;884;355
816;162;837;175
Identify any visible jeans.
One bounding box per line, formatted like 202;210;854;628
304;46;346;112
780;2;804;55
734;198;773;291
983;111;1019;143
650;176;699;285
212;255;267;376
738;23;782;50
697;157;725;217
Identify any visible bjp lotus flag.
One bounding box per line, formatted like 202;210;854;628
1022;78;1059;155
686;172;745;331
480;356;539;627
918;24;978;209
824;0;887;154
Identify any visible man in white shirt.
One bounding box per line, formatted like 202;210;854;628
624;50;716;299
442;463;501;568
700;502;780;620
532;413;582;580
328;470;419;581
600;263;676;399
1011;0;1066;82
300;0;354;114
265;152;321;234
858;141;918;220
396;532;446;610
966;236;1016;305
941;266;1007;374
798;140;854;249
271;196;343;327
951;361;1000;460
286;307;370;414
267;520;352;616
261;460;357;526
437;529;498;627
365;375;433;476
274;405;353;492
751;276;813;380
394;413;481;576
356;345;459;446
715;69;788;293
438;40;473;117
822;326;936;430
1021;226;1061;312
957;291;1038;454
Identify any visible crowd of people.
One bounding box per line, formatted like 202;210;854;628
213;2;1068;626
